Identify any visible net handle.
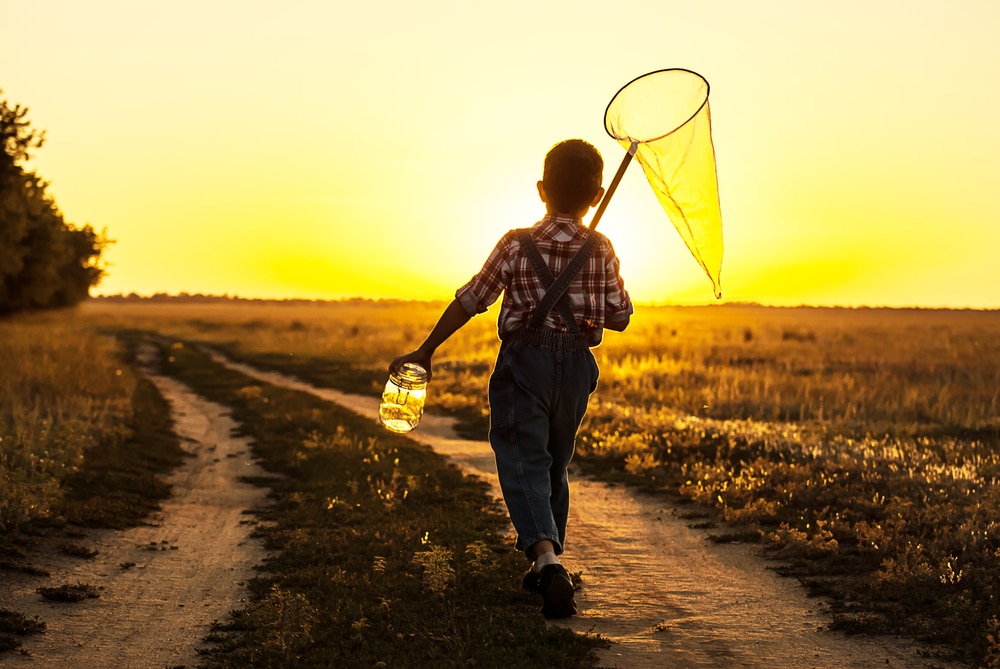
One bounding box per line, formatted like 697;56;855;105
589;140;639;231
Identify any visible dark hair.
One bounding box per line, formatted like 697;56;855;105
542;139;603;214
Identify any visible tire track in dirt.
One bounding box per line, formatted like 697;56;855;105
1;345;269;668
208;349;965;669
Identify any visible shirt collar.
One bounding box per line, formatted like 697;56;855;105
534;214;586;242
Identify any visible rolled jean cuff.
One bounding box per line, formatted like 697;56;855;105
517;532;563;558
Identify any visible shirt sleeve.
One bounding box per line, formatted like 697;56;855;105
455;231;514;316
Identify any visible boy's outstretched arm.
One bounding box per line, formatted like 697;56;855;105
389;298;472;380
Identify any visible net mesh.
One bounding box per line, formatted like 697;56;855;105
604;69;724;298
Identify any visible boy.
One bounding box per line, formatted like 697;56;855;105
389;139;633;618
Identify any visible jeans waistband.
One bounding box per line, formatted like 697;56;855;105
503;327;591;351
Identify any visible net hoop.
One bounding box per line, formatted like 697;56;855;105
604;68;710;144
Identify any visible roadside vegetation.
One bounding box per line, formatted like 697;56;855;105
81;299;1000;666
4;299;999;665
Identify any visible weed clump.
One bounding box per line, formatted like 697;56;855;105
0;609;45;653
58;543;98;559
37;582;100;602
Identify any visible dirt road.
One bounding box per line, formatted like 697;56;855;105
1;347;270;668
210;350;966;669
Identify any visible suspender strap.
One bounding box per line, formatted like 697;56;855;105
516;229;598;334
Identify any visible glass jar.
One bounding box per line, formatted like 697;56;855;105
379;362;428;433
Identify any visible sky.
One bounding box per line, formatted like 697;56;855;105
3;0;998;308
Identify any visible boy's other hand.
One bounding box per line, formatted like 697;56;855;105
605;312;631;332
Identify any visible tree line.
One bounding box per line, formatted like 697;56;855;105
1;90;108;315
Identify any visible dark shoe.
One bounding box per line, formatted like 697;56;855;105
537;564;577;619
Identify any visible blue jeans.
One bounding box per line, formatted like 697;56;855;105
488;330;600;556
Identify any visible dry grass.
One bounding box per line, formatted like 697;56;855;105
0;310;136;531
76;300;1000;436
592;305;1000;432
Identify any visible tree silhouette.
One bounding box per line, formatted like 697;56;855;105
1;90;109;314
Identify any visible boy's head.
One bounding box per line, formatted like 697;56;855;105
539;139;604;217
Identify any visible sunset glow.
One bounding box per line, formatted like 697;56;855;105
4;0;998;308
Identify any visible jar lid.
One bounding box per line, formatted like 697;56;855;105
392;362;428;388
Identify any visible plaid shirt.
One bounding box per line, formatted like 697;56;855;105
456;214;633;339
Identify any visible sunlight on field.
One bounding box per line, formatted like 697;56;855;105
8;299;1000;662
77;300;1000;435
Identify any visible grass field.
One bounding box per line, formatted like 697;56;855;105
3;299;999;665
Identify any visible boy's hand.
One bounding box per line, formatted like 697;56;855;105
387;298;472;383
389;349;434;381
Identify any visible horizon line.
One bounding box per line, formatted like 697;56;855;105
86;293;1000;313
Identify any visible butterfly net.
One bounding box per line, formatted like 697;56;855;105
604;69;724;298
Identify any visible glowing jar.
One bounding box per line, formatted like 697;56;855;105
379;362;428;433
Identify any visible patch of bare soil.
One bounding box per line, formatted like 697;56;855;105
1;346;269;668
210;350;967;669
